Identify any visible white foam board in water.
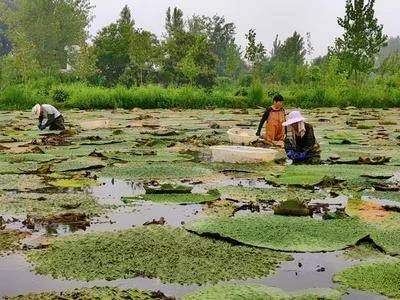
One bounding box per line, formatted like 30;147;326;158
211;146;278;164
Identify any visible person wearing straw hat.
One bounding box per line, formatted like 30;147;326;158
32;104;65;131
282;111;320;163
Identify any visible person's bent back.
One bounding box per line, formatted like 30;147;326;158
32;104;65;131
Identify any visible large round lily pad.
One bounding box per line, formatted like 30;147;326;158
52;157;106;172
186;214;369;252
123;190;220;205
27;226;290;284
334;260;400;298
183;284;342;300
266;165;398;187
0;193;104;217
99;162;213;180
346;199;400;255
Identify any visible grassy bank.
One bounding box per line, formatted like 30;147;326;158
0;83;399;110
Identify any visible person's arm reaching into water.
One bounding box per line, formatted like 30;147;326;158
256;107;272;137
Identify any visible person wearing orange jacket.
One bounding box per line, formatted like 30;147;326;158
256;94;286;145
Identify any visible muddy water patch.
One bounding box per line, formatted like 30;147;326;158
88;178;146;205
90;202;204;230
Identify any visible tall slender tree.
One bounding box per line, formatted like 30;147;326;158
330;0;387;80
245;29;266;79
93;5;135;86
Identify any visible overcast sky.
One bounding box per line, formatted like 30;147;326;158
89;0;400;58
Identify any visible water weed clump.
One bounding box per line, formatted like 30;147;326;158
27;226;290;284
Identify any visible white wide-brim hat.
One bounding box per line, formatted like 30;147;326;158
282;111;307;127
32;104;41;117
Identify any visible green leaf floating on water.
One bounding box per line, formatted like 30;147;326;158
183;284;342;300
106;151;194;163
99;162;213;180
5;287;160;300
123;190;220;204
0;192;104;217
186;214;369;252
0;174;46;191
334;260;400;298
325;131;367;145
347;200;400;255
48;178;99;188
266;165;398;187
27;226;290;284
0;153;57;163
52;157;106;172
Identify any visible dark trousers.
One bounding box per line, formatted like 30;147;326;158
49;115;65;130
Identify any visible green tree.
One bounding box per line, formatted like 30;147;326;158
6;0;92;69
245;29;266;79
271;32;306;65
93;5;134;86
179;52;198;86
121;30;161;86
179;35;217;88
161;7;195;85
330;0;387;80
225;43;242;79
187;14;240;77
0;32;41;86
74;43;98;83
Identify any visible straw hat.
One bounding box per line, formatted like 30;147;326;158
32;104;41;117
282;111;307;127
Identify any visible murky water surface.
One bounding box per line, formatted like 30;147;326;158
1;108;399;299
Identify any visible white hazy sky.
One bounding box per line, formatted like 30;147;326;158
89;0;400;58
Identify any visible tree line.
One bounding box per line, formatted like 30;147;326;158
0;0;399;107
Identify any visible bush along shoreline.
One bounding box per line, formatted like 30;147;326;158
0;83;399;110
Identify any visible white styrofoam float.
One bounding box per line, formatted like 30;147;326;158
211;145;278;164
227;128;258;145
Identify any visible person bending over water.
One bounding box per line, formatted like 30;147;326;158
282;111;320;164
32;104;65;131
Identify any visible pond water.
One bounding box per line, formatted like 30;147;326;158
1;108;399;299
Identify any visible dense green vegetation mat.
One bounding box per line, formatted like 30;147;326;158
335;260;400;298
27;226;290;284
182;284;342;300
186;214;369;252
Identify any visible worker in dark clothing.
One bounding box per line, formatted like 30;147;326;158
32;104;65;131
256;95;286;146
283;111;320;163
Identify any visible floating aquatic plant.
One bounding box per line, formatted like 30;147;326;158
186;214;369;252
27;226;290;284
334;260;400;298
182;284;342;300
